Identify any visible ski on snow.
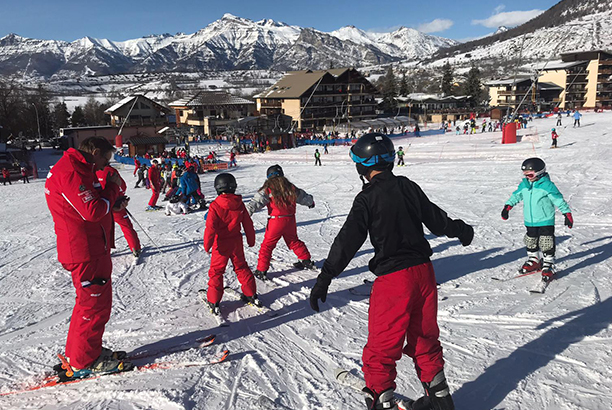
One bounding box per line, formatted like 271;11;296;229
198;289;230;327
256;395;294;409
223;287;278;317
530;278;553;294
335;368;416;410
1;342;229;396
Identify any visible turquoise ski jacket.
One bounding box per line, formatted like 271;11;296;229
505;174;571;227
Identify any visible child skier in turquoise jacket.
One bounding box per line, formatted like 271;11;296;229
501;157;573;282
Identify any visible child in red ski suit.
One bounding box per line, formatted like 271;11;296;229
204;173;257;311
96;165;142;257
551;128;559;148
246;165;315;279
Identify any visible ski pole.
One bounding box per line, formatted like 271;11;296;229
125;209;164;254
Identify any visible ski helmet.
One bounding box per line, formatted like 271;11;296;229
266;164;284;179
214;173;237;194
349;133;395;176
551;128;556;132
521;157;546;179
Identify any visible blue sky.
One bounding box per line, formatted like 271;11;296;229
1;0;559;42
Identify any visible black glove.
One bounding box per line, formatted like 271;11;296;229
308;201;315;209
310;279;330;312
564;212;573;229
501;205;512;220
458;223;474;246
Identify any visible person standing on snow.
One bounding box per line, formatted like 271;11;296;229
314;149;322;166
45;137;131;377
133;157;140;177
501;157;572;282
309;133;473;410
551;128;559;148
2;167;11;185
146;160;162;211
203;173;258;316
20;166;29;183
246;165;315;280
397;146;405;167
556;112;562;127
134;164;147;188
573;110;582;127
96;165;142;259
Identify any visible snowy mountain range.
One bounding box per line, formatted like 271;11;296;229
430;0;612;67
0;14;457;78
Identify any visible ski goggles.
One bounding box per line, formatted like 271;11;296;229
349;150;396;166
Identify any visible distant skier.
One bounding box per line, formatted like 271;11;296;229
314;149;322;166
556;112;562;126
397;146;405;166
309;133;473;410
501;157;573;282
20;166;29;183
177;165;205;209
573;110;582;127
551;128;559;148
229;151;237;168
203;173;258;316
146;160;162;211
324;144;329;154
2;168;11;185
134;164;147;188
133;157;140;177
414;124;421;137
246;165;315;280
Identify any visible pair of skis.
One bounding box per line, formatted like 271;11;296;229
492;269;554;294
1;334;229;396
198;287;278;327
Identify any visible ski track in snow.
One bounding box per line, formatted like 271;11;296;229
1;112;612;409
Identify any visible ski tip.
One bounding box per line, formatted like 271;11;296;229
334;368;349;380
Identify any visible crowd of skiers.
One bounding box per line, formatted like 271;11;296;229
42;122;576;410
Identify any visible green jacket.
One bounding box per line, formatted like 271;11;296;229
397;150;405;157
505;174;570;227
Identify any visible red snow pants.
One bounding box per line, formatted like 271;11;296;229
362;262;444;394
256;216;310;272
114;209;141;252
62;255;113;369
207;236;256;304
148;189;160;207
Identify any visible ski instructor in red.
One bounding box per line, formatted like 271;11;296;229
309;133;474;410
45;137;131;376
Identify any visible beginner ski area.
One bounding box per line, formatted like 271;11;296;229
0;112;611;409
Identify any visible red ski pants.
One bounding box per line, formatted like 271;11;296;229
256;216;310;272
62;255;113;369
148;189;160;207
114;209;141;252
362;262;444;394
207;237;256;304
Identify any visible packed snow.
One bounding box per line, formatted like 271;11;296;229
1;112;611;409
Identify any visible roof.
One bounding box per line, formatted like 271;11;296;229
531;60;588;71
128;136;168;145
169;91;254;107
538;82;563;91
105;95;170;114
485;76;532;86
255;68;351;99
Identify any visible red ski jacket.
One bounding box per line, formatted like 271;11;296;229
148;165;161;190
204;193;255;252
45;148;119;264
1;169;9;178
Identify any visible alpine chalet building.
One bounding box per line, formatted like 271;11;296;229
255;68;378;131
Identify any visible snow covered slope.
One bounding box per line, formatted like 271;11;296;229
0;14;456;77
1;112;612;409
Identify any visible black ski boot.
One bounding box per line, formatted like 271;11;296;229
254;270;268;281
422;370;455;410
241;293;263;308
364;387;406;410
207;300;221;316
293;259;315;270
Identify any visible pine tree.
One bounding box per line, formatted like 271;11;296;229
71;106;85;127
381;66;398;112
399;72;410;96
441;63;454;96
83;96;106;126
463;66;483;107
53;102;70;130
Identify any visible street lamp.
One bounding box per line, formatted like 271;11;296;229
31;103;41;141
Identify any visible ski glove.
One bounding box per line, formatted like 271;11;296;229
458;223;474;246
310;277;330;312
564;213;573;229
501;205;512;220
308;201;315;209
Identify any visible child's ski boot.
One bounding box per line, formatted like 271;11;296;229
293;259;315;270
241;293;264;308
541;257;555;282
363;387;409;410
254;270;268;281
520;255;542;274
422;370;455;410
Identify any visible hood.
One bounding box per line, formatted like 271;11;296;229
215;193;244;210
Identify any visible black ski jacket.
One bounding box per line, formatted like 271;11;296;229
318;170;472;285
